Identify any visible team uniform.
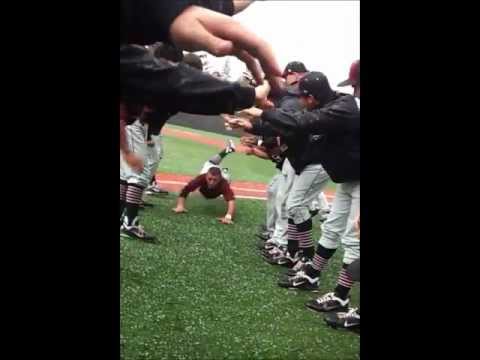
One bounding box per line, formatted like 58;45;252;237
249;80;331;267
260;72;359;301
304;63;361;318
120;114;157;242
179;141;236;200
179;174;235;202
144;118;168;196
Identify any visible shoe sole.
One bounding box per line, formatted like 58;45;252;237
120;230;157;243
305;303;348;313
278;282;319;292
324;319;360;333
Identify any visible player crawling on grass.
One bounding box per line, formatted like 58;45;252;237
172;140;236;224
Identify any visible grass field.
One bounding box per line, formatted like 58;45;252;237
159;134;276;184
159;125;338;192
121;194;359;360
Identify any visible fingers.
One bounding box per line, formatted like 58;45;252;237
232;47;264;85
266;75;285;94
191;7;282;78
206;17;282;78
170;8;234;56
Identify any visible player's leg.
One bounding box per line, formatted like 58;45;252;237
317;191;331;221
120;152;130;226
261;159;294;257
305;182;359;312
262;173;282;240
141;142;158;205
332;182;360;300
206;139;236;166
276;164;330;290
324;214;360;331
121;122;156;242
120;179;128;224
286;164;330;260
146;134;169;195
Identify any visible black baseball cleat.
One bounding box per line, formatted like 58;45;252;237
120;218;157;243
255;231;271;241
278;270;319;291
284;257;312;277
264;248;302;268
324;307;360;332
263;246;290;265
305;292;349;312
145;185;169;196
258;224;267;232
257;238;278;250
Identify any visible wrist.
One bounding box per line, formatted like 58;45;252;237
225;214;232;220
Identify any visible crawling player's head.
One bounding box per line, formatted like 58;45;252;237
206;167;222;189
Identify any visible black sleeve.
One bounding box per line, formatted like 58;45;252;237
249;118;282;137
121;0;234;45
248;95;304;136
261;106;349;136
121;46;255;115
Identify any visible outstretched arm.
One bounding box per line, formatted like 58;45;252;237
173;175;203;213
219;200;236;224
172;196;188;213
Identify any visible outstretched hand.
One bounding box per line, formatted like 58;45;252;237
223;114;253;131
172;206;188;214
218;216;234;225
169;5;283;88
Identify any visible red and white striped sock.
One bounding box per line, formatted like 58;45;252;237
334;265;355;300
312;254;329;272
297;219;314;258
120;180;127;218
125;184;144;226
287;219;299;255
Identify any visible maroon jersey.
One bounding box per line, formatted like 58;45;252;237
180;174;235;201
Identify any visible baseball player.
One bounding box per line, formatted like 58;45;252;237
238;135;286;241
172;141;237;224
120;107;157;242
267;66;359;297
297;60;360;312
227;63;332;268
324;216;360;331
226;70;359;291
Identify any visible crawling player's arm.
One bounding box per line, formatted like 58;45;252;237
219;200;235;225
173;176;202;213
173;196;188;213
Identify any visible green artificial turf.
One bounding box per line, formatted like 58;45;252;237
121;194;359;360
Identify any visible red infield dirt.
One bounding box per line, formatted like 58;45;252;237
157;126;334;201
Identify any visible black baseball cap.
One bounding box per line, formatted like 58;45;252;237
291;71;334;104
283;61;308;76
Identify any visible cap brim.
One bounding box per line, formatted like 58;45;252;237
337;79;353;87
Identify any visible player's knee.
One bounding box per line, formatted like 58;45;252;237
287;205;309;224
